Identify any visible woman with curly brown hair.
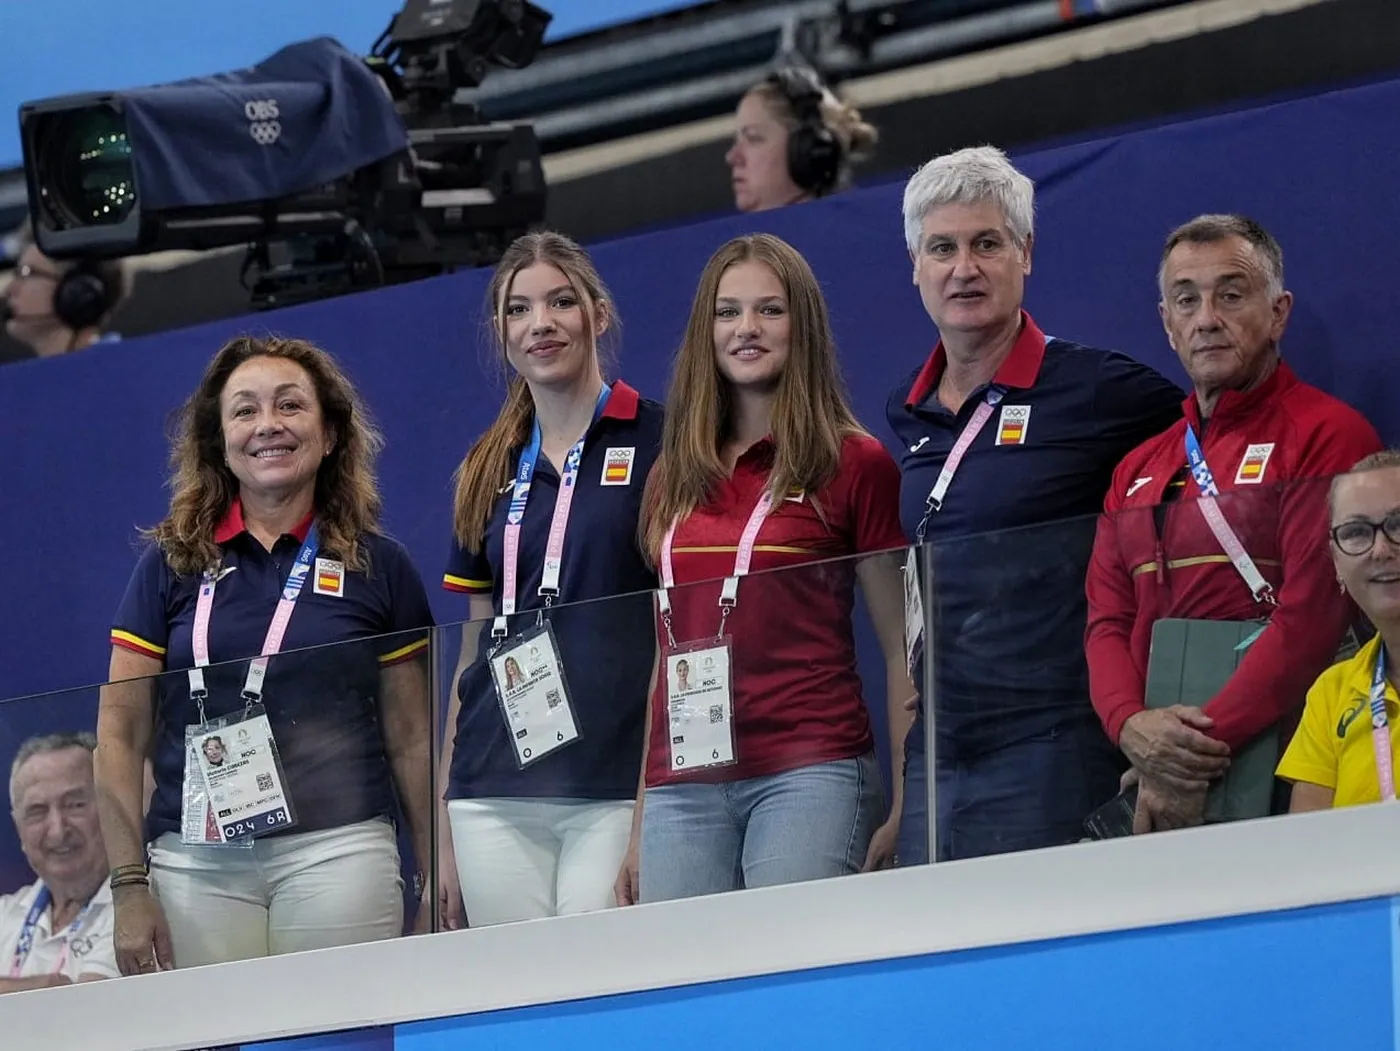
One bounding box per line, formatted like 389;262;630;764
94;336;434;974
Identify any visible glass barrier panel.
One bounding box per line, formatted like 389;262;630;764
913;513;1107;864
914;474;1360;865
431;542;920;928
0;623;438;994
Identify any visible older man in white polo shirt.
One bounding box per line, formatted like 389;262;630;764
0;732;117;992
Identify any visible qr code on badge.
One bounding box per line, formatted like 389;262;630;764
545;689;562;710
708;705;724;724
256;773;273;791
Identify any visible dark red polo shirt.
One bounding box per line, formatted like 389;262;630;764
644;434;905;787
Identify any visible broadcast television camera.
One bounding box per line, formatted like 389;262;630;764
19;0;552;309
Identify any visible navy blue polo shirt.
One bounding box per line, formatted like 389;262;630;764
112;501;434;841
886;312;1182;756
443;380;663;800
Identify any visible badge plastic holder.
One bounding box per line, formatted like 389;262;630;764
902;552;924;677
182;716;251;848
489;619;582;769
186;704;297;845
664;635;738;773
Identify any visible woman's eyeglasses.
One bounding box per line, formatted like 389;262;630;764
1331;512;1400;556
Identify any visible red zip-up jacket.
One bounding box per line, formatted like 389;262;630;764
1085;361;1382;750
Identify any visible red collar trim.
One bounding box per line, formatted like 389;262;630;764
601;380;641;421
735;436;776;468
905;311;1048;408
1182;358;1295;428
213;498;316;545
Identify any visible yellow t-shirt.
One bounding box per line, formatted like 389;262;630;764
1276;633;1400;807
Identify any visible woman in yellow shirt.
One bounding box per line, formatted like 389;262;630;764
1278;449;1400;809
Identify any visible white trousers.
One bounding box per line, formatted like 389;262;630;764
447;797;632;926
149;817;403;968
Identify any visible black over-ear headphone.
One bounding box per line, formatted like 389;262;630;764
766;67;842;197
53;260;119;331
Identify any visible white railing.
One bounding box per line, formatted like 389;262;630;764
6;803;1399;1051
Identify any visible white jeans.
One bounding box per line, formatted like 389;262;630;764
447;797;632;926
149;817;403;968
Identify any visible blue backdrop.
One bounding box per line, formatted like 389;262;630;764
0;73;1397;890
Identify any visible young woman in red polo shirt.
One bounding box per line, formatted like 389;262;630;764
618;233;913;903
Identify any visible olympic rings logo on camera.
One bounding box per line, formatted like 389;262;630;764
245;99;281;146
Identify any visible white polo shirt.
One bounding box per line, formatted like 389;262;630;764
0;880;117;981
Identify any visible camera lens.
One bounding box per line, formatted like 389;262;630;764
40;106;136;228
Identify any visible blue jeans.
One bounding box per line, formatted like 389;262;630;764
897;718;1123;864
639;753;883;903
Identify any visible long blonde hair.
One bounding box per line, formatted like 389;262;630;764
452;231;618;552
641;233;867;560
147;336;383;576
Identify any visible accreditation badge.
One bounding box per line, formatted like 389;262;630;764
186;707;296;845
903;552;924;677
181;718;241;847
664;638;736;772
490;620;580;767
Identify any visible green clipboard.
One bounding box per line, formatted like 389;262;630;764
1144;618;1277;823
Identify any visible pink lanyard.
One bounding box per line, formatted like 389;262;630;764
657;492;774;645
495;432;589;641
913;388;1003;541
187;529;319;717
494;388;610;642
1369;644;1395;801
1184;426;1276;605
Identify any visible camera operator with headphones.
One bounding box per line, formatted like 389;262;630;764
725;66;878;214
2;224;129;359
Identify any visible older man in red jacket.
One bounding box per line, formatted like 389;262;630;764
1085;214;1382;833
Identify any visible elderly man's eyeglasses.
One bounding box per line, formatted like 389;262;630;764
1331;512;1400;556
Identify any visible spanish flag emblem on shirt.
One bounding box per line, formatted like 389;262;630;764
601;447;636;486
995;404;1031;446
1233;443;1275;485
314;557;345;598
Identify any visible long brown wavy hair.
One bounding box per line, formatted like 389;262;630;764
640;233;867;560
146;336;384;576
451;231;618;552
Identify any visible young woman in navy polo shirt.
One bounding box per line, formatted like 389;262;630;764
95;337;435;974
628;233;913;903
442;232;663;926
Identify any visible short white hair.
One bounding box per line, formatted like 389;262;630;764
9;732;95;810
902;146;1035;256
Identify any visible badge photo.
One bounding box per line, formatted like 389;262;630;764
600;446;636;486
1234;443;1275;485
313;557;345;597
995;404;1031;446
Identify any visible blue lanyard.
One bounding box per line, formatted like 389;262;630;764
1184;425;1219;497
9;885;92;978
506;385;611;527
279;528;320;603
495;384;611;636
